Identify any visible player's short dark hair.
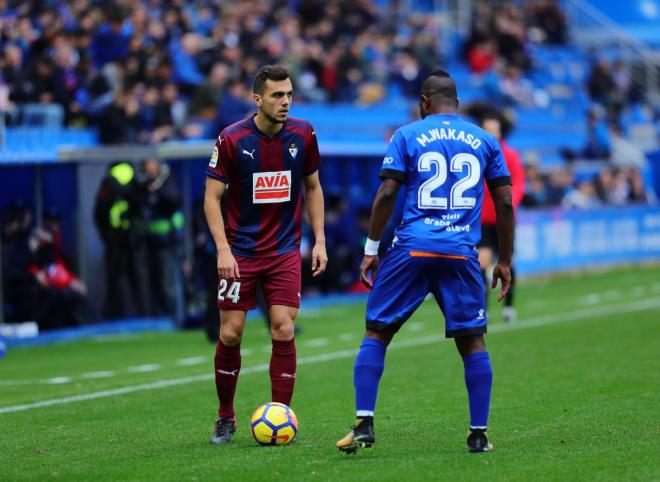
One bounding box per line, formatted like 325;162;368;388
421;69;457;103
253;65;290;95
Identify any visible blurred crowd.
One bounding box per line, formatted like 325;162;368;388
522;164;656;209
463;0;565;108
0;0;444;142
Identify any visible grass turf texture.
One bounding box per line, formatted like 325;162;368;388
1;265;659;481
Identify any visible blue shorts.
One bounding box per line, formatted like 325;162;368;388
365;247;487;338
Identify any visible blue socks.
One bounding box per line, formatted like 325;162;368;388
463;351;493;429
354;338;386;417
353;340;491;427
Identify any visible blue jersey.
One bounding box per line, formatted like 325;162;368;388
380;113;510;256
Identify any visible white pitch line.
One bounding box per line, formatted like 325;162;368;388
45;377;72;385
302;338;330;347
126;364;161;373
176;356;206;366
1;297;659;415
81;371;116;379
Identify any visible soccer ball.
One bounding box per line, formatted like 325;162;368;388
250;402;298;446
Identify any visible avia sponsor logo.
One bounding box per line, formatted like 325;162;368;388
253;170;291;204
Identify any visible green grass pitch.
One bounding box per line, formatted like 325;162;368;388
1;264;659;481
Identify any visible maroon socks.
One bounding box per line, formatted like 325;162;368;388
214;340;241;419
270;338;297;406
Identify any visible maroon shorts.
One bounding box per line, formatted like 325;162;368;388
216;250;301;311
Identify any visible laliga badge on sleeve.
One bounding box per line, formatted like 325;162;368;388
209;145;219;168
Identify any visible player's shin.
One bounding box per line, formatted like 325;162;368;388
214;340;241;419
270;338;296;406
462;351;493;430
354;338;386;418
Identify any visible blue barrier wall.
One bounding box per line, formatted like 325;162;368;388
516;205;660;276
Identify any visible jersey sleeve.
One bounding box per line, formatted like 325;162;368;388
484;137;511;189
303;123;321;175
206;133;233;184
379;129;406;182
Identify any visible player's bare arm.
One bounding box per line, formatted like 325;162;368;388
303;171;327;277
360;178;402;289
203;177;240;279
490;183;514;301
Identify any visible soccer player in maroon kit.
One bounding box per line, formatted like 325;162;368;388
204;65;327;444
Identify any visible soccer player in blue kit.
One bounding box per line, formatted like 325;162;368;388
336;70;514;454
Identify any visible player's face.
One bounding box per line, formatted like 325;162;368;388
255;78;293;124
482;118;502;140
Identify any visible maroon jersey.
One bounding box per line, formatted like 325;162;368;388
206;115;320;257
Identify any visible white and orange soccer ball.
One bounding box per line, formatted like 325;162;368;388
250;402;298;446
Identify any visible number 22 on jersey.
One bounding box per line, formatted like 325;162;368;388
417;151;480;210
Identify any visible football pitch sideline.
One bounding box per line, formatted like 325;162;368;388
1;265;659;481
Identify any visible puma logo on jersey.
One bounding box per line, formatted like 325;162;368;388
280;372;296;379
253;170;291;204
217;369;239;376
243;148;255;159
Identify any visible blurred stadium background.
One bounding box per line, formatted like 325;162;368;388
1;0;659;345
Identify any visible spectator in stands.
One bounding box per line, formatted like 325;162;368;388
609;168;632;205
521;166;551;208
608;122;648;169
466;39;496;74
546;169;574;205
189;62;230;121
628;168;657;205
582;107;611;159
136;85;175;143
484;64;535;107
587;59;624;121
526;0;567;45
561;179;600;210
594;167;617;204
492;3;531;70
212;78;251;135
97;86;141;144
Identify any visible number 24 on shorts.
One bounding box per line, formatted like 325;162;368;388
218;279;241;303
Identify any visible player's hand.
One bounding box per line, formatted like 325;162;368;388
491;262;511;302
217;247;240;280
360;255;379;289
311;241;328;277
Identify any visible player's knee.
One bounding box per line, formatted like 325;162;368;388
219;326;243;346
455;334;485;356
270;318;295;341
365;329;394;347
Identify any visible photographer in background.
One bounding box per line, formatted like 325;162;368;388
137;159;187;327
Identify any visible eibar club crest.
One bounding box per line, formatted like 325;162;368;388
289;143;298;159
